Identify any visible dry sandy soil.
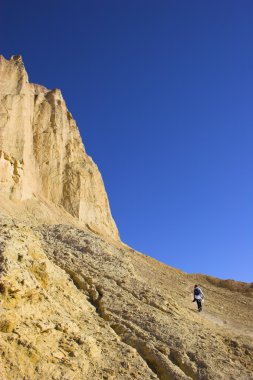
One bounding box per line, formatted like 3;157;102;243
0;214;252;380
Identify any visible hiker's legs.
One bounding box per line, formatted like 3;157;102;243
197;299;202;311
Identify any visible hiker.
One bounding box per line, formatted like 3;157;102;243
192;284;204;312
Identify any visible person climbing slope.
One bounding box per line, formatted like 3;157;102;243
193;284;204;312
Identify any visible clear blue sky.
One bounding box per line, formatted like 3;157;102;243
1;1;253;282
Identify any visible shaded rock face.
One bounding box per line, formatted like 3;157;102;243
0;56;253;380
0;55;118;239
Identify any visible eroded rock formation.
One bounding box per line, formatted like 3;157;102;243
0;56;252;380
0;55;118;239
0;220;252;380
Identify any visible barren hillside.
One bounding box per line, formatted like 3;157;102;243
0;56;252;380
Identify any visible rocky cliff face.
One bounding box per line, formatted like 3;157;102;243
0;55;118;239
0;56;252;380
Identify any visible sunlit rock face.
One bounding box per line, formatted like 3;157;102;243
0;55;253;380
0;55;118;239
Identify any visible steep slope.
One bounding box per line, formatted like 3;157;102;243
0;55;118;239
0;56;252;380
0;220;252;380
0;221;156;380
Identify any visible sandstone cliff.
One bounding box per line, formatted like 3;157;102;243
0;55;118;239
0;56;252;380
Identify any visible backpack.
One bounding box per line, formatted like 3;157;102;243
194;287;201;296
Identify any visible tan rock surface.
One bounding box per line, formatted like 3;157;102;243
0;221;252;380
0;222;156;380
0;55;118;239
0;55;252;380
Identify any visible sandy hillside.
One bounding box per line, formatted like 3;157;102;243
0;218;252;380
0;55;252;380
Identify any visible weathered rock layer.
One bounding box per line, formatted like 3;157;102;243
0;220;252;380
0;56;252;380
0;55;118;239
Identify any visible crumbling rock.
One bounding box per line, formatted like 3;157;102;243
0;55;252;380
0;55;118;239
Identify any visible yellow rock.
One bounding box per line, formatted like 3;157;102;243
0;55;118;240
0;55;252;380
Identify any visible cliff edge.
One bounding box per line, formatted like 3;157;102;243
0;55;118;239
0;56;252;380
